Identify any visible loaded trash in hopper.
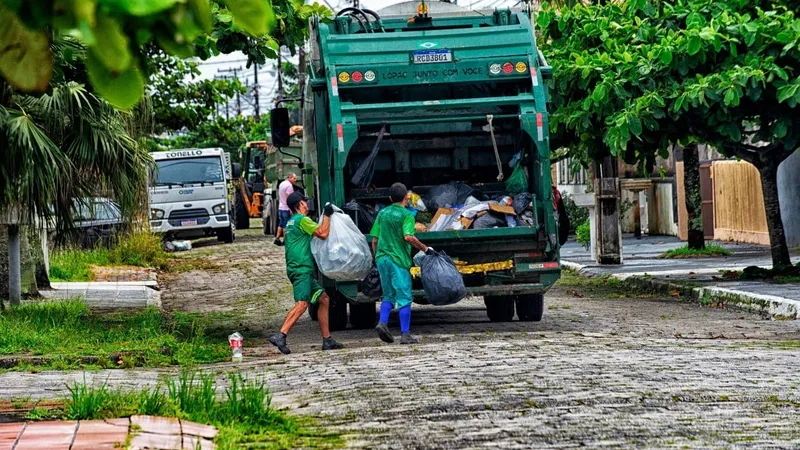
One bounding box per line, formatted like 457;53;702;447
413;182;535;232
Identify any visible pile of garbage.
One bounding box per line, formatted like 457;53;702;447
342;178;537;235
409;181;536;233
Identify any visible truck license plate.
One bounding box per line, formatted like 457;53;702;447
413;50;452;64
181;219;197;227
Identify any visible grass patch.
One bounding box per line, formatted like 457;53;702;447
39;371;342;450
557;271;661;299
659;244;733;259
0;301;229;370
49;231;167;281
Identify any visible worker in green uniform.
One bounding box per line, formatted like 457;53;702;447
269;192;343;354
371;183;434;345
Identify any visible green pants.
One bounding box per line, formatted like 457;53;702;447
377;257;413;308
288;272;324;303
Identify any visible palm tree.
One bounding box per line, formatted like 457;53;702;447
0;39;152;305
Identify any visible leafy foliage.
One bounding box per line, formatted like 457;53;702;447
541;0;800;169
562;194;589;234
541;0;800;268
0;0;279;109
147;52;246;133
1;68;152;237
150;114;272;158
575;219;591;250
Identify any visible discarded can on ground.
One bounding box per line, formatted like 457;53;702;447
228;332;243;362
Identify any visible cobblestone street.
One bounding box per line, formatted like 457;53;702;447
5;227;800;449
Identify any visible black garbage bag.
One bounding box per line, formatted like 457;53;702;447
359;269;383;298
512;192;533;215
423;182;477;210
350;123;387;188
420;250;467;306
556;192;570;246
344;200;377;234
472;212;507;229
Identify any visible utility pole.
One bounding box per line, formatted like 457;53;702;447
217;66;243;116
276;51;283;107
253;64;260;120
298;46;306;125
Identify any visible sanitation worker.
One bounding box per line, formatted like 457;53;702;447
371;182;434;345
269;192;344;354
274;173;297;246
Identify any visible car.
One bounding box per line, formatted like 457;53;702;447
71;197;126;248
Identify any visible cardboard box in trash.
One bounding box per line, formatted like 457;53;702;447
427;204;516;231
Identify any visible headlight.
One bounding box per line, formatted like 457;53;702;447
212;203;227;214
150;209;164;219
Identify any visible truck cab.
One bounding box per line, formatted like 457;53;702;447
149;148;236;243
272;2;560;329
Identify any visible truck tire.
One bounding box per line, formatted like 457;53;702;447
484;296;515;322
515;294;544;322
235;191;250;229
308;292;348;331
271;202;279;235
217;221;235;243
349;302;378;329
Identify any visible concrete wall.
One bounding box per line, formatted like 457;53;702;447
649;182;679;236
778;151;800;248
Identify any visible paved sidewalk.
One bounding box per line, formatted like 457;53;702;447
0;415;216;450
562;235;800;318
38;281;161;309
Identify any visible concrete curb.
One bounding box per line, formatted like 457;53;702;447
562;260;799;320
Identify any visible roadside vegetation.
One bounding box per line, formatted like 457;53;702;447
0;301;228;371
49;231;167;281
20;371;342;450
659;244;733;259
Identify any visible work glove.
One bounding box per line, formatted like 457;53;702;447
323;203;335;217
425;247;436;256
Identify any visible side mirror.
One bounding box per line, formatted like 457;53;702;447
270;108;291;147
232;163;242;179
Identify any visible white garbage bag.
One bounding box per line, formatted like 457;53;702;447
311;206;373;280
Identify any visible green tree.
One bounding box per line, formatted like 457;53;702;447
541;0;800;270
1;38;152;303
147;52;246;134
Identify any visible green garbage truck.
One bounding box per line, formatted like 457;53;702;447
270;1;561;330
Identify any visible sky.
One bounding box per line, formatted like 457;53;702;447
192;0;521;118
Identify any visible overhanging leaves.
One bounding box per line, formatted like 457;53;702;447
0;7;53;92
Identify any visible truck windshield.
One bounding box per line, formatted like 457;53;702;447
153;157;224;186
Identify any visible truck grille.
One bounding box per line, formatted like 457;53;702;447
168;217;210;226
169;208;209;219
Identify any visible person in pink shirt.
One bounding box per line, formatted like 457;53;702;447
274;173;297;246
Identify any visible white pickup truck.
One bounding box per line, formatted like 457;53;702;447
149;148;237;243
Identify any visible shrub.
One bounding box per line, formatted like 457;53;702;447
576;219;591;250
562;194;589;234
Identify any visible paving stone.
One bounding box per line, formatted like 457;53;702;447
72;420;129;449
128;432;182;450
131;415;181;435
15;421;76;450
180;420;218;439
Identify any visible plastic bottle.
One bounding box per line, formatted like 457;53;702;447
228;332;243;362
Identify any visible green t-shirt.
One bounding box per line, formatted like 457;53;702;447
370;203;416;269
285;213;319;275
